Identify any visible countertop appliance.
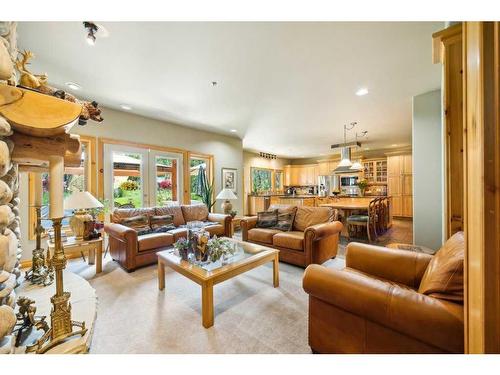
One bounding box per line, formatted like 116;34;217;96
340;175;359;187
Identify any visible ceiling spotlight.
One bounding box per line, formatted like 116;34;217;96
391;144;398;147
211;81;218;86
65;82;81;90
83;22;98;46
355;88;369;96
120;104;132;111
230;129;237;133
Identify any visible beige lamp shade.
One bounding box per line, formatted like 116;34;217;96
64;191;103;210
216;188;237;200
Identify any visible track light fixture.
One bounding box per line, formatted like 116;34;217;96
259;152;277;160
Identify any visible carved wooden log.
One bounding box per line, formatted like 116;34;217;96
0;305;16;343
0;229;17;273
0;204;14;230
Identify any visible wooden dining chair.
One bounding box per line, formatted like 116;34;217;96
346;198;379;242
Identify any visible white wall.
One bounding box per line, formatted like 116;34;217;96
19;106;244;261
412;89;443;249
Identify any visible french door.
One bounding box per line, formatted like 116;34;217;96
103;144;184;210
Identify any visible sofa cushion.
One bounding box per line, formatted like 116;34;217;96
248;228;282;244
120;215;150;234
111;207;155;223
155;205;186;227
204;224;225;237
418;232;464;302
137;233;174;252
167;228;188;241
150;214;174;229
271;212;296;231
256;209;278;228
293;206;335;232
273;231;304;251
181;204;209;222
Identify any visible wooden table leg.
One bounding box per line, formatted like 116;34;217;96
201;281;214;328
273;254;279;287
96;241;102;273
88;247;95;265
158;261;165;291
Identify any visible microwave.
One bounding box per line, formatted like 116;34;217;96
340;175;359;187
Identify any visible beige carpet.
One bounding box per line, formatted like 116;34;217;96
66;246;345;354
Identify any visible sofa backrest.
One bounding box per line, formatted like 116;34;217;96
268;204;297;215
293;206;336;232
111;207;155;223
181;204;209;222
418;231;464;303
155;205;186;227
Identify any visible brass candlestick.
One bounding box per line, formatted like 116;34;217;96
25;206;54;286
26;217;87;354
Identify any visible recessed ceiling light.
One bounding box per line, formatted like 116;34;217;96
230;129;237;133
120;104;132;111
391;144;398;147
355;88;369;96
65;82;81;90
211;81;218;86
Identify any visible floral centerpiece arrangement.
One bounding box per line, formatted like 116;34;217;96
173;229;236;265
356;179;369;196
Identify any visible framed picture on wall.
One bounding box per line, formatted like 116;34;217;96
221;168;238;195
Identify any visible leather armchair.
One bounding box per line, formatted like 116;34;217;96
303;242;464;353
207;213;232;237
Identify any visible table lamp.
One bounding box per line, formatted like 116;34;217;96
64;191;104;240
216;188;237;214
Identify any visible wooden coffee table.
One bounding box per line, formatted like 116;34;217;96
157;238;279;328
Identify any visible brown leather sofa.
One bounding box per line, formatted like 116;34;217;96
303;232;465;353
241;205;343;267
104;204;232;272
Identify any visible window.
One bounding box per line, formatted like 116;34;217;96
190;155;212;203
103;141;184;210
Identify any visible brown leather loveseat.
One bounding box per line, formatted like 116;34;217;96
303;232;465;353
104;204;232;272
241;205;343;267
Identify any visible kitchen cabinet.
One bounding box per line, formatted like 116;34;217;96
363;158;387;183
387;154;413;217
284;164;318;186
247;196;269;215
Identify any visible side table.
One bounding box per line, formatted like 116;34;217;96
48;236;103;274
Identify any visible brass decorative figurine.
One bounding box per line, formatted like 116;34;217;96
25;206;54;286
26;217;87;354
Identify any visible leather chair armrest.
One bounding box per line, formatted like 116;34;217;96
207;213;232;237
240;216;257;241
346;242;433;288
303;265;464;353
304;221;343;240
104;222;138;243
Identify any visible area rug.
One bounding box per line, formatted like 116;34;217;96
66;249;345;354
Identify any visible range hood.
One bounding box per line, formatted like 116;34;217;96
331;146;363;174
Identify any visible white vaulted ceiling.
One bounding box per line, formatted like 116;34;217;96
18;22;443;158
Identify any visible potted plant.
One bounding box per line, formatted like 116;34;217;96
207;236;235;263
356;179;369;196
173;237;190;261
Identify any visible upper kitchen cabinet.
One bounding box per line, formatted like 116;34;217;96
284;164;318;186
362;158;387;183
317;160;338;176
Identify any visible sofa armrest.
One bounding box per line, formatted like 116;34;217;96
104;222;138;243
207;213;232;237
303;265;464;353
304;221;343;240
346;242;433;288
240;216;257;241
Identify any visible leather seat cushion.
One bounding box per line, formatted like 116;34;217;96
418;231;464;302
204;224;225;237
155;205;186;227
181;204;209;222
248;228;282;244
293;206;335;232
137;233;174;252
273;231;305;251
167;228;188;241
111;207;155;223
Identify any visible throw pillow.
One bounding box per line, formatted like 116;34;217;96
150;214;174;230
271;212;296;231
120;215;150;232
256;209;278;228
